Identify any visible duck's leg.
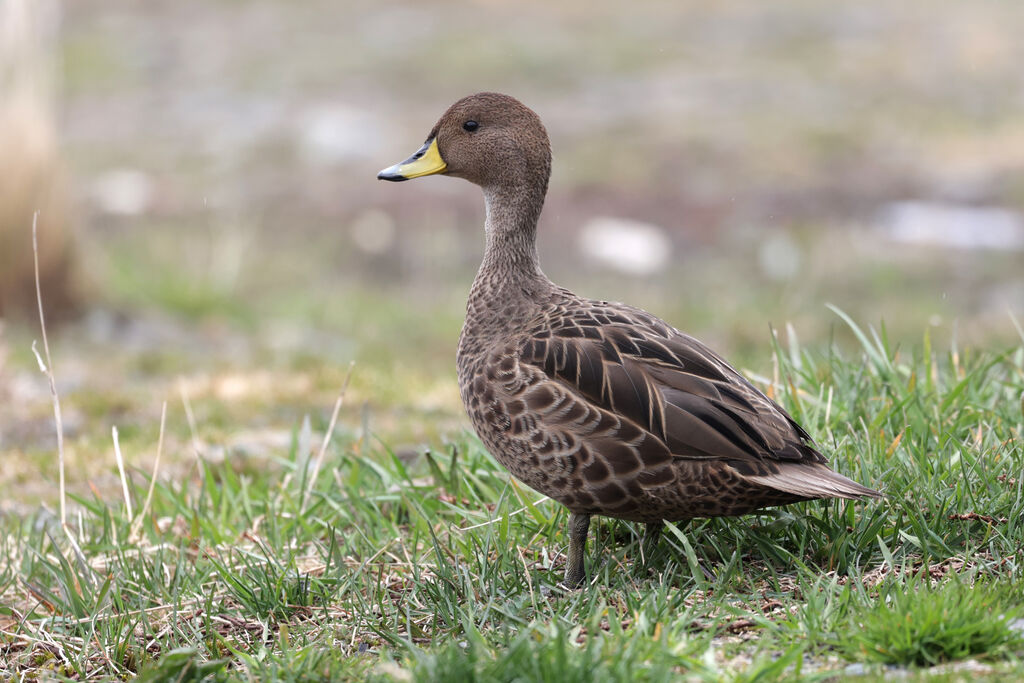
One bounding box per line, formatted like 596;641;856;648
562;513;591;588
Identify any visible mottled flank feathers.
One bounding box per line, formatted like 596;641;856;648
460;293;879;523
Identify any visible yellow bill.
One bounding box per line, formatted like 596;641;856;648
377;138;447;181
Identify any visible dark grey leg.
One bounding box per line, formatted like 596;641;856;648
562;513;591;588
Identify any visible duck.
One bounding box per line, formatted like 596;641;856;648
377;92;881;587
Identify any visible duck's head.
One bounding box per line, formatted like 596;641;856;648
378;92;551;192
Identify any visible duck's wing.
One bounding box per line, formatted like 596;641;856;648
509;299;880;502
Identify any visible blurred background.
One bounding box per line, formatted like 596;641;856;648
2;0;1023;505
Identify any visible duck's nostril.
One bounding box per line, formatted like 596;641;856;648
408;139;434;162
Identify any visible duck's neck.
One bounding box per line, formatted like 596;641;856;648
462;176;555;340
479;182;546;282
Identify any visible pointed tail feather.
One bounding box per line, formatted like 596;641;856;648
746;462;882;500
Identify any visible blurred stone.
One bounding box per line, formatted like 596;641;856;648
757;232;802;282
842;663;867;676
929;659;993;676
880;201;1024;250
297;104;382;165
90;168;155;216
577;216;672;276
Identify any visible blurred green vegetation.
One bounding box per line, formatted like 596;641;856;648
3;0;1024;504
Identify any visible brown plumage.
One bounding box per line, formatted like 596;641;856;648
378;92;881;587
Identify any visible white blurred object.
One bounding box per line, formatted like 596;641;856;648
880;201;1024;250
578;216;672;276
297;104;381;165
757;232;802;282
90;168;154;216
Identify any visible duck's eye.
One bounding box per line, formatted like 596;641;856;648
462;120;479;132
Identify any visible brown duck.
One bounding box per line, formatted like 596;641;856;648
378;92;880;587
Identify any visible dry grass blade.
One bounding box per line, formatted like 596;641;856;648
111;426;135;521
130;401;167;542
1009;309;1024;344
30;211;67;526
302;361;355;512
179;378;203;459
460;496;552;531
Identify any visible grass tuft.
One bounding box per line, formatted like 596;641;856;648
842;576;1024;667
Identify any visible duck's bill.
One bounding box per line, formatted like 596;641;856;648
377;138;447;181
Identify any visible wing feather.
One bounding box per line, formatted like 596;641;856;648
499;297;879;505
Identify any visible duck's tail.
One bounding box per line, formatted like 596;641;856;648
747;462;883;500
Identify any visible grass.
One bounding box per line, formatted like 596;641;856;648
1;317;1023;681
842;577;1024;667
